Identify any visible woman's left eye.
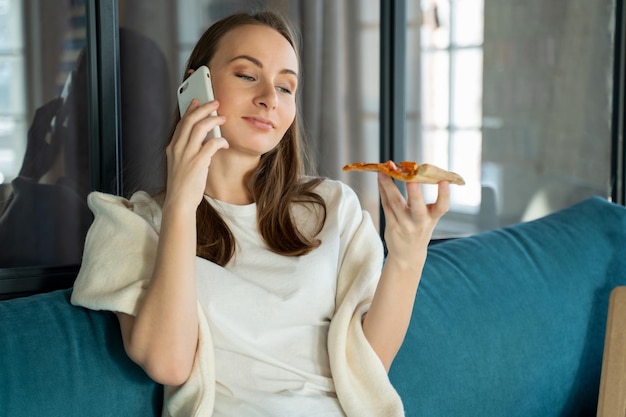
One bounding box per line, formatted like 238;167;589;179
277;86;292;95
237;74;255;81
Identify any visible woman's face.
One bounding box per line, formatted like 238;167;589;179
208;24;298;158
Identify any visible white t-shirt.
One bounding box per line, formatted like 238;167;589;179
197;179;353;416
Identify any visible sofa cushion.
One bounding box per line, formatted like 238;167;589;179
389;196;626;416
0;288;162;417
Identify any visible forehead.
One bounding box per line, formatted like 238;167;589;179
212;24;299;73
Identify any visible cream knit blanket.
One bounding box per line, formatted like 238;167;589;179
71;191;404;416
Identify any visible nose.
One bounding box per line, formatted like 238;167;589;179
253;81;278;109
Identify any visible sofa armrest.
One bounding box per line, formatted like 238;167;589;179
597;286;626;417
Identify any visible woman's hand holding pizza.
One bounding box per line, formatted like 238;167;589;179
377;173;450;269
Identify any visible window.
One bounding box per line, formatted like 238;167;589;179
406;0;618;238
0;0;92;270
413;0;483;215
0;0;26;188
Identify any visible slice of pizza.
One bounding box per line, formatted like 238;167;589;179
342;160;465;185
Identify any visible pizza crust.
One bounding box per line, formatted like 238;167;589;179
342;160;465;185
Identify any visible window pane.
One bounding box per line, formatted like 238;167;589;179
421;51;450;128
409;0;616;237
421;0;450;49
0;0;23;51
0;55;26;181
451;48;483;128
421;129;450;166
0;1;92;268
482;0;613;226
0;56;26;115
0;118;25;183
449;129;481;209
419;129;449;205
452;0;484;46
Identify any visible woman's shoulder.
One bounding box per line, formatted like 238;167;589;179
310;177;359;203
308;177;362;215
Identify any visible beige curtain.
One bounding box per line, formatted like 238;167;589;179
299;0;379;224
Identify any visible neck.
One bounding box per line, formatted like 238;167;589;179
204;152;258;205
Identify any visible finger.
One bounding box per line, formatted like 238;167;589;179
378;173;395;222
187;115;226;148
406;182;425;214
175;100;221;146
199;136;229;159
183;99;220;119
182;98;200;117
429;181;451;218
378;173;406;222
169;99;200;148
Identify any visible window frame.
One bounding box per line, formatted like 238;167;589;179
611;0;626;204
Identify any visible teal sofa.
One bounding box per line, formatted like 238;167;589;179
1;196;625;416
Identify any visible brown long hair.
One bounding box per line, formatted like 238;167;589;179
169;11;326;266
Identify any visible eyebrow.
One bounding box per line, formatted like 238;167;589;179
229;54;298;77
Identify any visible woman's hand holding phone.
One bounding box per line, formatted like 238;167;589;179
165;99;228;212
163;66;228;211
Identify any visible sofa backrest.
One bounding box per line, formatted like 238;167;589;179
0;289;162;416
390;196;626;416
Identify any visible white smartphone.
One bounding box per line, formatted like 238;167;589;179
177;65;221;138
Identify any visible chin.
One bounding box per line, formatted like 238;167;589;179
234;136;282;154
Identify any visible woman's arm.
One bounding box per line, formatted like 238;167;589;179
116;203;200;386
117;100;227;386
362;173;450;371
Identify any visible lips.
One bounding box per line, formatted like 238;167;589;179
243;116;275;130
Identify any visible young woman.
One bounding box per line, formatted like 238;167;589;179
72;10;450;417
